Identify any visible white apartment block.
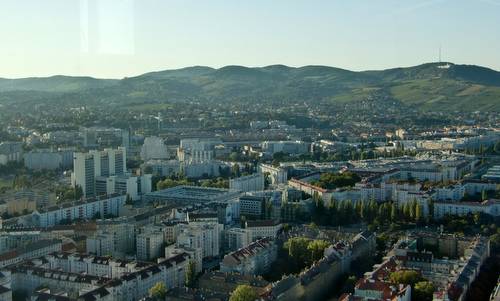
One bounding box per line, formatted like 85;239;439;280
29;194;126;228
175;222;222;259
143;159;181;177
330;189;363;203
433;184;466;202
462;181;497;196
357;183;385;202
182;161;221;178
432;181;497;202
230;173;265;192
95;174;152;201
434;200;500;219
44;253;150;278
260;140;309;155
136;230;164;261
398;160;475;183
72;147;127;197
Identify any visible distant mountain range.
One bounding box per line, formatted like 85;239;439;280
1;62;499;112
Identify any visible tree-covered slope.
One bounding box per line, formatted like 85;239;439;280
0;62;499;111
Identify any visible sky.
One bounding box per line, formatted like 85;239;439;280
1;0;500;79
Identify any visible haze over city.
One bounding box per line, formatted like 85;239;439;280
1;0;500;78
0;1;499;301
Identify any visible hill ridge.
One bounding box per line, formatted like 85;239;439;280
0;62;499;112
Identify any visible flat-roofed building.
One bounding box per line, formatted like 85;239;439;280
144;185;241;204
230;173;265;192
239;195;265;218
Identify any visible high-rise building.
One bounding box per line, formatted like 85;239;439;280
72;147;127;197
176;222;222;258
136;230;164;261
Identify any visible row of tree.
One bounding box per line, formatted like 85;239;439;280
311;197;427;227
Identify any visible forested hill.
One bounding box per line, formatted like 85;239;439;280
1;62;499;112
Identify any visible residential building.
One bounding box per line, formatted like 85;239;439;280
176;222;222;258
4;251;190;301
164;244;203;274
239;195;265;218
482;165;500;183
182;161;222;178
87;217;136;257
177;138;221;164
220;238;277;275
225;228;252;251
95;173;152;201
433;199;500;219
230;173;265;192
245;220;282;241
261;140;309;155
136;230;164;261
0;239;62;268
72;147;127;197
142;159;180;177
28;194;126;228
86;232;115;257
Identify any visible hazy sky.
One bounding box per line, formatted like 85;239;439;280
1;0;499;78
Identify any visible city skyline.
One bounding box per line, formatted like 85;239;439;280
0;2;499;300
